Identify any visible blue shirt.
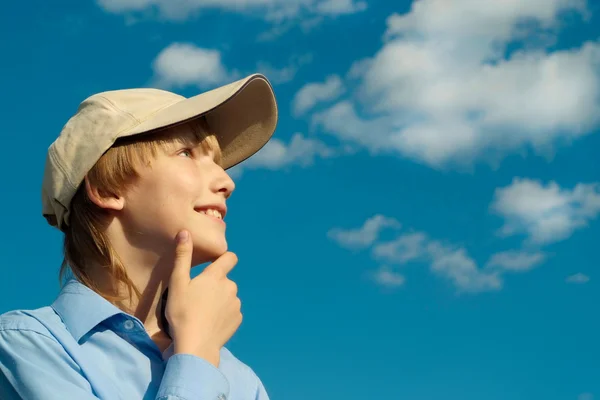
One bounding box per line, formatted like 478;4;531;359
0;279;269;400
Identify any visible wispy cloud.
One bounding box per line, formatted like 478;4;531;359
312;1;600;169
329;211;576;293
96;0;367;23
485;250;546;272
491;178;600;245
328;214;401;250
228;132;343;179
330;216;504;293
372;232;427;264
567;273;590;284
428;242;503;293
578;393;594;400
315;0;366;16
331;175;600;292
243;133;336;170
293;75;345;116
256;53;313;85
371;230;502;293
369;266;405;288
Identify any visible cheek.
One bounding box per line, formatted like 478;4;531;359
128;179;193;227
125;163;208;231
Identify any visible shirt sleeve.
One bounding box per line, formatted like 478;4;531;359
0;328;230;400
156;353;230;400
0;328;99;400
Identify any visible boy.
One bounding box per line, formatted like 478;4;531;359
0;73;277;399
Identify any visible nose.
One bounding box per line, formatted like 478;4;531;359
212;165;235;199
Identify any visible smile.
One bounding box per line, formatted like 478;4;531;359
195;208;226;225
197;208;222;219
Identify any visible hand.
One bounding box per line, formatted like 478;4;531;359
165;230;242;367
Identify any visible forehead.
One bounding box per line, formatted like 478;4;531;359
152;122;223;164
154;123;218;148
156;123;201;143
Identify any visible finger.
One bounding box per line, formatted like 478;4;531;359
203;251;238;277
169;230;193;291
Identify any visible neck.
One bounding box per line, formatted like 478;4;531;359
89;224;175;350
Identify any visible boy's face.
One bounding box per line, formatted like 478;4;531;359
120;137;234;266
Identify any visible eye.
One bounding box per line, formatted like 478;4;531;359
178;148;193;158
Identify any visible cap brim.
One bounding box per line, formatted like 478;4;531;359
123;73;278;169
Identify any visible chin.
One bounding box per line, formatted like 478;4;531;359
190;240;228;266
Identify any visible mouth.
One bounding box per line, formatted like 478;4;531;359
194;204;227;225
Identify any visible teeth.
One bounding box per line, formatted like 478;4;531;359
199;208;222;219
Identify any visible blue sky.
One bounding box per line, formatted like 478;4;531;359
1;0;599;399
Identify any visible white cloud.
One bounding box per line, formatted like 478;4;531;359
369;266;405;288
372;231;502;293
313;1;600;169
229;131;356;179
256;53;313;85
312;101;393;152
151;43;234;88
485;250;546;272
328;214;401;250
579;393;594;400
98;0;296;20
293;75;345;116
383;0;587;45
315;0;366;16
256;62;298;85
242;132;336;170
427;242;502;293
97;0;366;22
346;58;372;79
372;232;427;263
491;178;600;244
152;43;310;89
333;214;563;293
567;273;590;284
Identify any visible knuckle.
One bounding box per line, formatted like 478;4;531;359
175;246;189;258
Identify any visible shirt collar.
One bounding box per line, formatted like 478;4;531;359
51;279;124;342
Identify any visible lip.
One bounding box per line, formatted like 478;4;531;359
194;204;227;221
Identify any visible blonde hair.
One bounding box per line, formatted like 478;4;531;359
59;117;222;304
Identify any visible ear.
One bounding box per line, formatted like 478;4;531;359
84;176;125;211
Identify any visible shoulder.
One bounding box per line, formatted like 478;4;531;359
0;307;62;339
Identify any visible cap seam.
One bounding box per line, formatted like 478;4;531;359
97;95;141;125
48;97;183;195
115;98;182;138
48;145;77;193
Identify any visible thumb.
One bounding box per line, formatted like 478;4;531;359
169;230;193;291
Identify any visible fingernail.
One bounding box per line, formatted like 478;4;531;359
177;230;189;243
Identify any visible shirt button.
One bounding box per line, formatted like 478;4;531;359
123;320;135;330
217;394;227;400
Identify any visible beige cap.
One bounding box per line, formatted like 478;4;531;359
42;73;278;231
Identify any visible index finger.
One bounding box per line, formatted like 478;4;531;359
169;230;193;291
203;251;238;277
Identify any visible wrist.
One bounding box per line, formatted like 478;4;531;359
173;342;221;367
